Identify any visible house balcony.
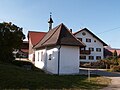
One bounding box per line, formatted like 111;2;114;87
80;50;91;55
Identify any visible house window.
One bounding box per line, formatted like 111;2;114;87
80;56;86;59
38;52;39;61
41;51;43;61
49;54;52;60
82;32;86;36
89;47;94;52
78;38;82;41
80;47;85;50
96;56;101;60
86;38;91;42
94;40;96;42
89;56;94;60
96;48;101;52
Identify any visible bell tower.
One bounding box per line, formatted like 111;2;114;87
48;12;53;30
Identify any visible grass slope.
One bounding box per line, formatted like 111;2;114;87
0;62;110;89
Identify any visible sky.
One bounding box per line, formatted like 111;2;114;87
0;0;120;48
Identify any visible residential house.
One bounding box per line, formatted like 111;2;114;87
28;31;46;62
74;28;107;62
13;41;29;59
19;41;29;58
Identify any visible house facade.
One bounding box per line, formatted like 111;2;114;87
34;23;85;74
74;28;107;62
13;41;29;59
28;31;46;62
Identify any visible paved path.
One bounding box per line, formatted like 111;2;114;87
79;68;120;90
102;77;120;90
79;68;120;77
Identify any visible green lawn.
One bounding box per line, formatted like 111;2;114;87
0;61;111;90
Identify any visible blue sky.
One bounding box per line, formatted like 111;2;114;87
0;0;120;48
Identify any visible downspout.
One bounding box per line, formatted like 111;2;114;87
58;45;61;75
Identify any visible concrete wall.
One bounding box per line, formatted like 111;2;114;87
34;47;59;74
59;45;79;74
28;38;34;62
35;49;46;69
46;47;59;74
75;30;104;62
34;45;80;75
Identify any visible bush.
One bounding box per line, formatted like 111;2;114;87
91;60;109;69
118;59;120;65
12;60;34;70
110;65;120;72
12;60;45;72
12;60;32;66
80;62;91;68
0;50;15;63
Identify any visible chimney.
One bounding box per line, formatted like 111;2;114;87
70;29;72;33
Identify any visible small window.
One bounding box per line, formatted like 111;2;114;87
38;52;39;61
80;47;85;50
96;56;101;60
89;47;94;51
94;40;96;42
80;56;86;59
89;56;94;60
86;38;91;42
78;38;82;41
82;32;86;36
96;48;101;52
49;54;52;60
41;51;43;61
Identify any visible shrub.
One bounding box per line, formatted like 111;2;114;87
12;60;45;72
12;60;32;66
80;62;91;68
80;60;108;69
12;60;34;70
118;59;120;65
91;60;111;69
110;65;120;72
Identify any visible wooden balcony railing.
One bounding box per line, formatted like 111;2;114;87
80;50;91;55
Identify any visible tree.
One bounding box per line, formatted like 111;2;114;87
113;50;119;65
0;22;25;62
113;50;117;57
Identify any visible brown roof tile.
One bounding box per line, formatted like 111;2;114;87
74;28;108;46
34;23;85;49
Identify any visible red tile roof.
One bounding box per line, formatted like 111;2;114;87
21;41;29;49
21;49;29;53
104;46;120;57
28;31;46;46
19;41;29;53
109;49;120;55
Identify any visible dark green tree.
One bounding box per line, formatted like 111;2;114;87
113;50;117;57
113;50;119;65
0;22;25;62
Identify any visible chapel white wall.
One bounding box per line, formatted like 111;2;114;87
46;47;59;74
59;45;79;74
35;49;46;69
